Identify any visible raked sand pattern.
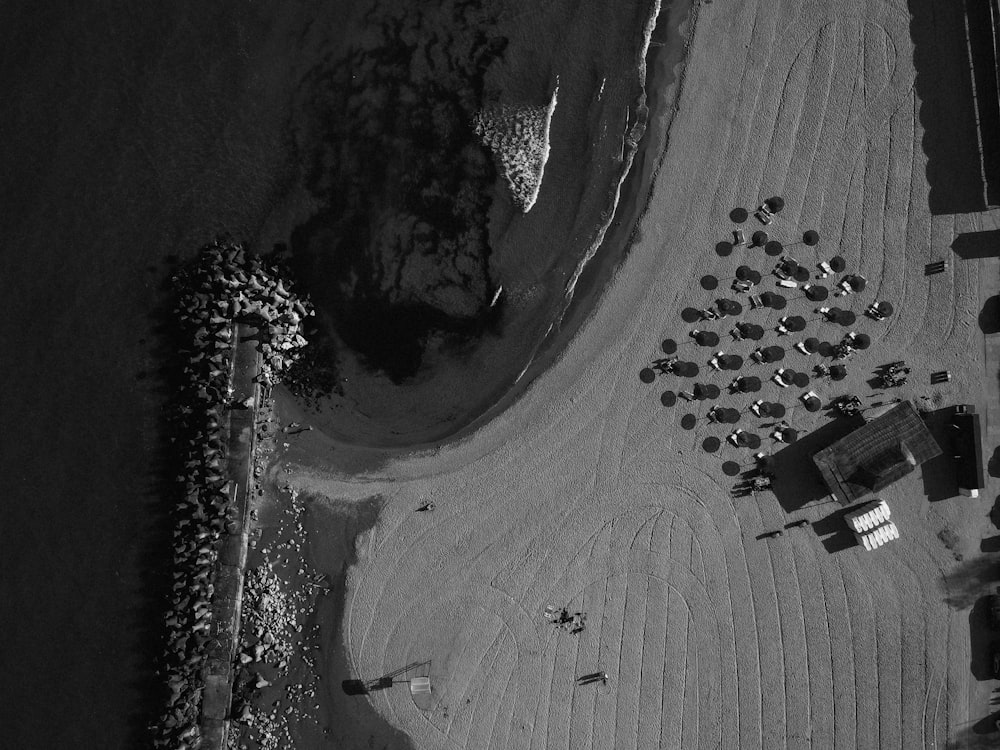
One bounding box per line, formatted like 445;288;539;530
289;0;1000;748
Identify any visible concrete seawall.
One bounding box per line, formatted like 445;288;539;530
198;323;261;749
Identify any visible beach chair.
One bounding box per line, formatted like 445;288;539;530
544;605;560;620
751;400;764;417
794;341;811;355
777;279;798;288
732;279;752;292
728;430;744;446
755;209;772;225
410;677;431;694
749;294;764;309
734;229;746;245
818;261;833;275
772;370;790;388
751;348;765;363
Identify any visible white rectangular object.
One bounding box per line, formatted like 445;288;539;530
410;677;431;693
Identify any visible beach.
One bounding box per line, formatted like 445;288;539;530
274;0;1000;748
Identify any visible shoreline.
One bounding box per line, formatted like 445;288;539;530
312;0;700;462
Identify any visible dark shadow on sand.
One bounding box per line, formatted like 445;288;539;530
980;295;1000;335
920;406;959;502
812;502;863;554
768;415;865;513
953;230;1000;261
910;0;988;214
970;597;998;681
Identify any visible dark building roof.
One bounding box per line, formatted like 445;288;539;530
952;411;986;491
813;401;943;505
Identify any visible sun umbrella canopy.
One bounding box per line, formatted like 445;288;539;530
716;241;734;257
764;240;784;257
853;333;871;350
817;341;835;358
765;196;785;213
660;390;676;406
701;275;719;290
677;361;700;377
777;258;798;276
752;230;769;247
757;401;773;416
694;330;720;346
723;461;741;477
803;230;820;246
803;337;820;353
720;354;744;370
875;301;893;317
745;433;762;449
804;284;829;302
829;256;846;273
703;436;721;453
792;371;810;387
770;403;787;418
784;315;807;332
730;207;749;223
804;395;822;412
737;376;762;392
661;338;677;354
705;384;721;399
748;270;762;285
723;408;742;423
735;431;754;447
736;265;754;281
681;414;697;430
681;307;701;323
693;383;711;400
764;345;786;362
830;364;847;380
780;427;799;442
718;299;743;316
835;310;857;326
845;274;867;292
640;368;656;383
744;323;765;340
793;266;811;282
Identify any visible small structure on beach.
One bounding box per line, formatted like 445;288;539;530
950;404;985;497
812;401;942;505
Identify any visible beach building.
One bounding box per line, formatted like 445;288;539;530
812;401;942;505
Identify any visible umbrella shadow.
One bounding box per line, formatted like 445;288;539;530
767;416;864;513
979;295;1000;334
919;407;959;502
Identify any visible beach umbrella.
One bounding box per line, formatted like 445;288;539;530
745;433;762;449
677;361;700;377
764;345;786;362
701;274;719;290
694;330;720;347
756;401;774;417
703;436;721;453
748;270;762;285
736;265;754;281
735;431;755;447
780;427;799;443
744;323;765;340
752;230;769;247
693;383;712;400
730;207;749;223
817;341;834;357
793;266;811;283
723;408;742;423
660;390;676;407
845;274;867;292
721;354;744;370
718;298;743;316
766;197;785;213
760;291;777;307
716;241;734;257
737;376;762;393
784;315;807;332
771;294;788;310
681;307;702;323
723;461;742;477
830;364;847;381
803;337;820;353
875;301;894;317
853;333;871;350
777;258;798;276
792;371;810;388
804;285;829;302
835;310;857;327
771;403;787;418
764;240;784;257
803;230;820;246
640;368;656;384
681;414;697;430
661;338;677;354
803;394;822;412
705;384;721;399
829;256;846;273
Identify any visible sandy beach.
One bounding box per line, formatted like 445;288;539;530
257;0;1000;748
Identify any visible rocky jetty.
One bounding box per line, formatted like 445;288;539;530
473;83;558;212
153;238;312;750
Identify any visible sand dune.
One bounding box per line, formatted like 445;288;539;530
286;0;1000;747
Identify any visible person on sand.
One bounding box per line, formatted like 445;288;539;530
416;502;435;512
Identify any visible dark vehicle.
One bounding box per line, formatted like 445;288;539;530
762;529;784;539
787;519;810;529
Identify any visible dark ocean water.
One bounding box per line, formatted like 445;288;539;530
0;4;310;747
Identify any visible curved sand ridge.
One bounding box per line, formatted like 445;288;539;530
291;0;1000;747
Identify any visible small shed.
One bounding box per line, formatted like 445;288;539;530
950;405;985;497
